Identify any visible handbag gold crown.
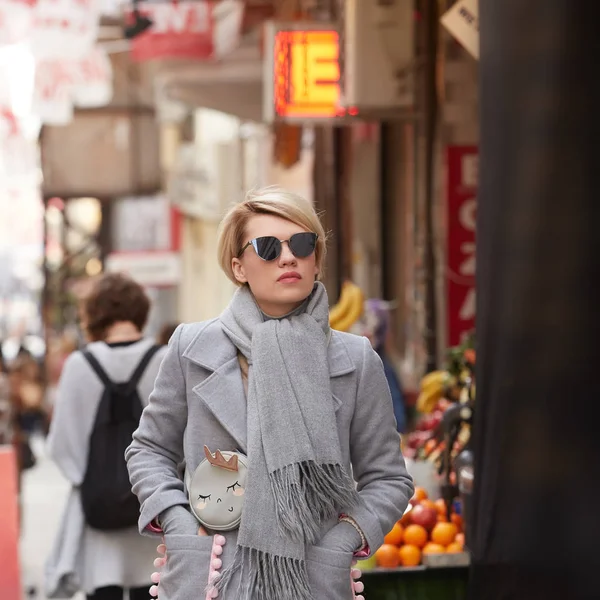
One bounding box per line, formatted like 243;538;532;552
203;445;239;472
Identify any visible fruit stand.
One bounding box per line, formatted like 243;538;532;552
358;339;476;600
357;486;471;600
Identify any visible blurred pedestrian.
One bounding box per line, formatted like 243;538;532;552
0;349;13;445
156;322;179;346
358;299;407;433
46;273;167;600
13;351;46;435
126;188;414;600
8;353;41;472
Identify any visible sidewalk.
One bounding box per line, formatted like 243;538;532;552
19;435;84;600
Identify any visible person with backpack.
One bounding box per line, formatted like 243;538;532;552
46;273;167;600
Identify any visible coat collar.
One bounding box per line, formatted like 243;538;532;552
182;319;356;377
181;319;356;451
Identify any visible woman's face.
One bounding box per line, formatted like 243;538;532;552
232;214;319;317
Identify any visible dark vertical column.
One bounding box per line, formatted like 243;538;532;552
379;122;392;302
334;126;353;283
313;126;340;299
471;2;600;599
421;0;439;371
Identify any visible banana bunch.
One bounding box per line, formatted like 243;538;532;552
329;281;364;332
416;370;449;414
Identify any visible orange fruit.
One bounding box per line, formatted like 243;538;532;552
446;542;463;553
424;439;437;454
434;498;447;516
398;544;422;567
437;513;448;523
420;499;437;512
384;523;404;546
403;524;428;548
375;544;401;568
411;487;428;504
400;508;413;527
423;542;446;554
455;532;465;547
451;513;463;531
431;522;459;547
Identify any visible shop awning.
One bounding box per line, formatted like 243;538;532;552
154;34;263;122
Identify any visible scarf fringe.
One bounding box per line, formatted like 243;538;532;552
270;461;360;544
214;545;312;600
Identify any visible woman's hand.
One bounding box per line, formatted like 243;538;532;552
158;505;201;536
149;526;208;597
318;521;363;553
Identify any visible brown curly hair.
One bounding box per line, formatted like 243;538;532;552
83;273;150;342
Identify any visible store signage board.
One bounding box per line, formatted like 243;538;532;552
446;146;478;347
105;251;182;288
441;0;479;60
127;0;244;62
263;21;356;124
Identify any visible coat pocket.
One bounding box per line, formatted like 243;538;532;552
159;534;214;600
306;546;354;600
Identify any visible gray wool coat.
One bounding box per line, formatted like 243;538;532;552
126;320;414;600
45;339;167;597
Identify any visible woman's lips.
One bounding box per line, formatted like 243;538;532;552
278;272;301;283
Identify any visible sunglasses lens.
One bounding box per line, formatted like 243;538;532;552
253;237;282;261
289;232;317;258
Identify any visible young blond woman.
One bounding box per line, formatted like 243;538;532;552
126;187;414;600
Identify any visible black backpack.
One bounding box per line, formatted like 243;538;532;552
80;345;160;530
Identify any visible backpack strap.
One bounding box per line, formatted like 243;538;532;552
82;350;115;389
126;345;162;392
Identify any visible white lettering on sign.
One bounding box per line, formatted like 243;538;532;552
140;2;210;34
458;196;477;231
459;241;476;276
458;195;476;323
459;287;476;321
461;154;479;187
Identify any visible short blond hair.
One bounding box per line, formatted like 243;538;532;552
218;187;327;285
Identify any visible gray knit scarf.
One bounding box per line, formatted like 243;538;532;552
217;281;359;600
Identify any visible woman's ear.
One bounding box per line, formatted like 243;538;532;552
232;258;248;284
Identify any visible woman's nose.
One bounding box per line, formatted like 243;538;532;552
278;242;297;265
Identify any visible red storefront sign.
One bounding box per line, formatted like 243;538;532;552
127;1;244;62
447;145;478;346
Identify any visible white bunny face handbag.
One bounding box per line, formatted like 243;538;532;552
188;445;248;531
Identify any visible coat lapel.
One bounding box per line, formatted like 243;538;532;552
328;331;356;411
182;320;248;452
181;321;357;453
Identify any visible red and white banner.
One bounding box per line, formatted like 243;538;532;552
446;145;478;347
34;46;112;125
128;0;244;62
0;0;35;46
31;0;100;60
0;0;108;125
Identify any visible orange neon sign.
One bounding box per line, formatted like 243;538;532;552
272;29;346;120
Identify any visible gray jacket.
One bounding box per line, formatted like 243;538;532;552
126;320;413;600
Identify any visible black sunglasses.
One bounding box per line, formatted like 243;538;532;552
238;232;318;262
